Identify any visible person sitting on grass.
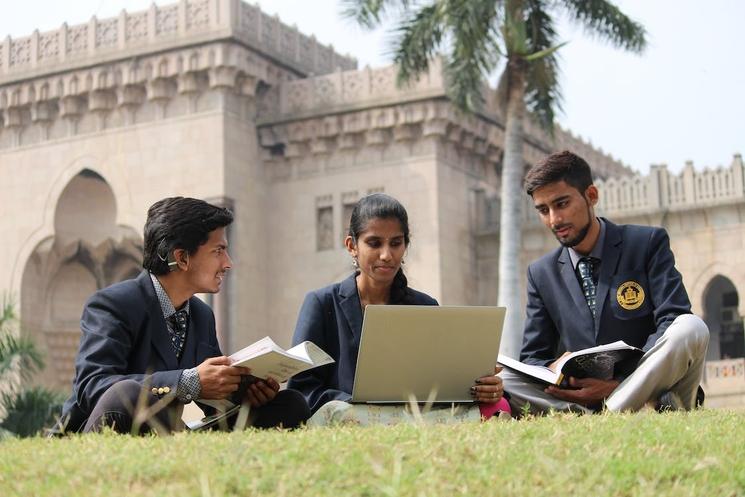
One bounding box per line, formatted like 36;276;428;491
500;150;709;415
56;197;309;434
288;193;510;425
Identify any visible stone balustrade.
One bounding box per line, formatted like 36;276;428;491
0;0;356;84
476;155;745;232
596;155;745;215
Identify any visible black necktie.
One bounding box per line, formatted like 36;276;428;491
168;310;188;359
577;257;597;320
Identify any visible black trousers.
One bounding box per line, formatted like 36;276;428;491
83;379;310;434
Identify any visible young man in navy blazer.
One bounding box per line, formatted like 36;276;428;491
501;150;709;414
58;197;309;434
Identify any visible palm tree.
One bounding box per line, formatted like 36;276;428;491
0;297;63;437
343;0;646;356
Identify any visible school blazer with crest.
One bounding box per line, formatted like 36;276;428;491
60;271;223;432
519;219;692;368
287;273;438;414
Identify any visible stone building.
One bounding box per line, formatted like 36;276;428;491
0;0;742;407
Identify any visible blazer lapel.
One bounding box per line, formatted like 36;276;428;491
557;248;595;331
594;219;622;337
137;272;179;370
338;273;364;343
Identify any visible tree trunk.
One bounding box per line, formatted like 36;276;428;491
497;65;526;358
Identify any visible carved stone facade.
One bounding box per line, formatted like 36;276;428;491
1;0;741;405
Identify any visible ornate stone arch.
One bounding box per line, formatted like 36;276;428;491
19;168;142;391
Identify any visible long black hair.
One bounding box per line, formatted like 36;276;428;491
348;193;412;304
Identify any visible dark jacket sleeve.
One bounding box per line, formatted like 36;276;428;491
73;291;182;416
642;228;693;351
519;264;560;367
287;292;351;412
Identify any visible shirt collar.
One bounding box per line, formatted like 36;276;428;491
568;218;606;270
149;272;190;319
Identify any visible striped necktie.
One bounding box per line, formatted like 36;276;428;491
577;257;597;319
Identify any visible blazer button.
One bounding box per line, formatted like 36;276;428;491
157;387;165;395
151;387;158;395
163;386;171;394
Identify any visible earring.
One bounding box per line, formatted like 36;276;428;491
401;258;406;265
352;256;359;268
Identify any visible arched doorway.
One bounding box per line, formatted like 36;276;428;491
702;275;744;360
21;170;142;391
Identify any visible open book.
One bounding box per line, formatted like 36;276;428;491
498;340;643;386
229;336;334;384
185;338;333;431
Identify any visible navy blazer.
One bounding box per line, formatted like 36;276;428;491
60;271;223;432
287;273;438;413
520;220;692;367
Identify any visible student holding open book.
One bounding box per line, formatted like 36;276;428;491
500;151;709;414
288;193;510;425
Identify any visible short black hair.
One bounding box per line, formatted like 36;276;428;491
143;197;233;275
524;150;594;196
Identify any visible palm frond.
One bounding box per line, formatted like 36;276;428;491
562;0;647;53
0;333;44;379
0;387;64;438
523;0;562;132
391;3;446;85
341;0;410;30
442;0;501;112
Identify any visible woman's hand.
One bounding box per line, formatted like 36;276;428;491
471;365;504;404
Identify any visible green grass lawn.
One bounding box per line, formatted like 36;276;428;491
1;409;743;497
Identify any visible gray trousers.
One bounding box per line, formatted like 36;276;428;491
502;314;709;415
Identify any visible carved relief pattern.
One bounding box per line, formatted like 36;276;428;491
261;13;278;50
9;38;31;66
239;2;260;41
156;5;179;35
187;0;210;29
280;25;295;59
96;19;119;48
371;66;395;96
317;45;332;73
315;77;337;106
343;71;364;101
298;34;313;67
287;82;309;113
126;12;149;42
67;25;88;55
38;32;60;60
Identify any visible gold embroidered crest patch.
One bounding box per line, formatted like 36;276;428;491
616;281;645;310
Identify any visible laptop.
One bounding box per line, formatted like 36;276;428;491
351;305;506;404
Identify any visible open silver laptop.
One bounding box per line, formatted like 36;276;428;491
351;305;505;404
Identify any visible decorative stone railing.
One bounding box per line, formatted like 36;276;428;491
0;0;356;84
258;58;630;179
596;155;745;215
475;155;745;233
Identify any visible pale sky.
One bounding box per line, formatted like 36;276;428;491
1;0;742;174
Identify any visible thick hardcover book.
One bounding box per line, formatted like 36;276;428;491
229;336;334;384
498;340;643;386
